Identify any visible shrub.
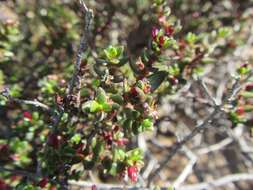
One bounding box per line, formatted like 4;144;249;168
0;0;252;189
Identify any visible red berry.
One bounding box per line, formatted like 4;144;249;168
38;177;49;188
165;25;174;36
236;107;245;115
130;87;138;97
23;111;32;121
245;83;253;91
48;133;60;148
0;144;9;153
159;36;165;46
127;166;138;183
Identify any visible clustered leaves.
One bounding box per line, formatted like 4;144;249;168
0;0;252;189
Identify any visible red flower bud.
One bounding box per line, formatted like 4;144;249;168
236;107;244;115
48;133;60;149
0;144;9;153
23;111;32;121
38;177;49;188
130;87;138;97
151;27;159;39
116;138;129;146
159;36;165;46
245;83;253;91
165;25;174;36
127;166;138;183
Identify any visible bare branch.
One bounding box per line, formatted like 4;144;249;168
67;0;93;99
196;137;233;155
178;173;253;190
147;70;252;186
0;88;51;112
0;166;40;180
196;77;218;106
172;147;197;188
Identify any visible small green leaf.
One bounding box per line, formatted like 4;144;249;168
113;148;126;161
97;87;107;104
141;118;153;131
101;102;112;112
70;134;81;144
109;162;118;176
110;94;124;104
218;27;232;38
186;32;198;44
147;71;168;91
104;45;124;64
127;148;143;165
90;101;102;112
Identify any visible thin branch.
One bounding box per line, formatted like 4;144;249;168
172;147;197;188
0;166;40;180
0;88;51;113
196;137;233;155
147;71;252;186
178;173;253;190
196;77;218;106
67;0;93;97
147;106;219;186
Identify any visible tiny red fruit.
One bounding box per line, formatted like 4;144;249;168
127;166;138;183
47;133;60;148
245;83;253;91
38;177;49;188
23;111;32;121
159;36;165;46
165;25;174;36
236;107;245;115
130;87;138;97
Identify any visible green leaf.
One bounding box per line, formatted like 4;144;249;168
90;100;102;112
218;27;232;38
237;66;250;75
110;94;124;104
113;148;126;161
147;71;168;91
201;57;216;64
186;32;197;44
101;102;112;112
141;118;153;131
104;45;124;64
70;134;81;144
109;162;118;176
127;148;143;165
241;91;253;98
97;87;107;104
168;64;180;76
92;140;104;162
